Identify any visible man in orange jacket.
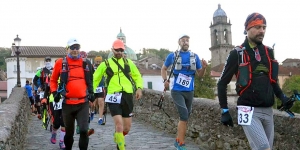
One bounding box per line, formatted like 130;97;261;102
50;38;94;150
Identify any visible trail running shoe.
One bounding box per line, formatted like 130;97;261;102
88;128;94;136
174;141;186;150
59;141;66;149
37;114;42;120
98;118;103;125
76;125;80;134
50;132;57;144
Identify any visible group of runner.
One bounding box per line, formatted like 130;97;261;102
27;53;107;149
23;12;295;150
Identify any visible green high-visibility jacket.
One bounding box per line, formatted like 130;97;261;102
93;57;143;94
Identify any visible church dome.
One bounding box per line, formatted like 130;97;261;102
213;4;227;17
108;28;137;60
117;28;126;38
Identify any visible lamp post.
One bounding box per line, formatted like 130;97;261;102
14;35;21;87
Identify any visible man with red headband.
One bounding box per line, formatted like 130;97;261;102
217;13;294;149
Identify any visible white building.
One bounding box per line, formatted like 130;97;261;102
5;46;66;96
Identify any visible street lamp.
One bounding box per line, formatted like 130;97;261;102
14;35;21;87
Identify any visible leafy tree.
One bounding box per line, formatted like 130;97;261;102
0;47;12;71
194;64;216;99
277;75;300;113
137;48;171;60
88;50;110;61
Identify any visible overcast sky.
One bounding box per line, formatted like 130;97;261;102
0;0;299;63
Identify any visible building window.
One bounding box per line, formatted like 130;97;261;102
147;82;152;89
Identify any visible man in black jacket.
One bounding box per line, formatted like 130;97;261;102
217;12;294;150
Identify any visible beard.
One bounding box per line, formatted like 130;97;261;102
249;34;264;45
114;53;123;59
181;45;189;51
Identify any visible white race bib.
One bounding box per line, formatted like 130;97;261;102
39;92;45;99
95;87;103;93
237;106;254;126
53;99;63;110
175;73;192;88
105;93;122;104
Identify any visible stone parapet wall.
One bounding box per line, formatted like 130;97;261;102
0;87;31;150
133;89;300;150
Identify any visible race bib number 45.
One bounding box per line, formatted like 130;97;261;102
176;73;192;88
105;93;122;104
237;106;254;126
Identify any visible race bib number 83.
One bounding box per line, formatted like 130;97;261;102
105;93;122;104
237;106;254;126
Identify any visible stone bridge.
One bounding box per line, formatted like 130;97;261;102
0;88;300;150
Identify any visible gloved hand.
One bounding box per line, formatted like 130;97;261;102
53;91;61;103
279;95;294;110
221;110;233;127
87;93;95;103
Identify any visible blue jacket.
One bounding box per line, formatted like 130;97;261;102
25;84;33;97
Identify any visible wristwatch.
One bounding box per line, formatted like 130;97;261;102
221;108;229;114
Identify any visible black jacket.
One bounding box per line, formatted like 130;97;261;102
217;37;284;108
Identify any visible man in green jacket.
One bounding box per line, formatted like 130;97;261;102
93;39;143;150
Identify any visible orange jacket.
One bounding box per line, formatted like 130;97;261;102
50;56;87;104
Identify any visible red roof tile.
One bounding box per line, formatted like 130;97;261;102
11;46;66;57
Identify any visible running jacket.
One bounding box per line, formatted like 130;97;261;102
93;57;143;94
50;56;92;104
217;37;285;109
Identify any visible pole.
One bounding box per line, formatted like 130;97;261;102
16;46;21;87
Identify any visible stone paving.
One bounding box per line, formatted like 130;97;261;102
25;114;201;150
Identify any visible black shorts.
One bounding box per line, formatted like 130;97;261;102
95;87;106;98
53;109;64;129
29;96;34;105
95;92;105;99
108;92;133;118
35;94;40;103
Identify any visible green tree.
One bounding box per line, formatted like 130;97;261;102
278;75;300;113
88;50;110;60
137;48;171;60
194;64;216;99
0;47;12;71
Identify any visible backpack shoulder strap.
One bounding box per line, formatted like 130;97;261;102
104;59;109;67
189;50;195;57
235;46;246;64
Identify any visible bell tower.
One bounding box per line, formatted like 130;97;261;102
209;4;234;68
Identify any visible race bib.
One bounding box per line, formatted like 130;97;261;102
175;73;192;88
105;93;122;104
39;92;44;99
237;106;254;126
95;87;103;93
53;99;63;110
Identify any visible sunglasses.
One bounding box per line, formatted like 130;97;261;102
114;49;124;52
70;45;80;50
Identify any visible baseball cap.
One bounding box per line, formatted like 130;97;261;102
67;38;80;46
178;34;190;41
112;39;125;50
